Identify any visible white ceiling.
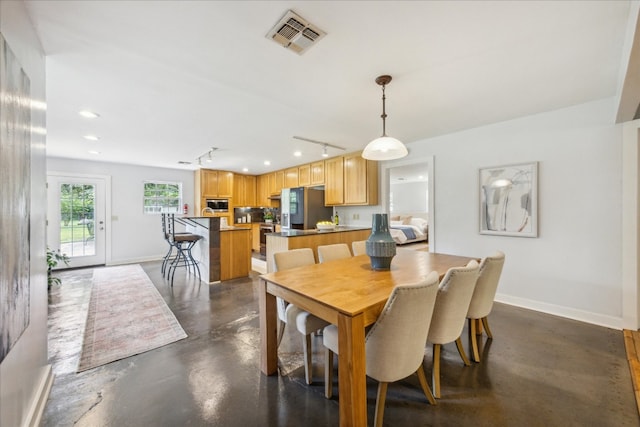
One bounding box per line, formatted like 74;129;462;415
24;1;633;174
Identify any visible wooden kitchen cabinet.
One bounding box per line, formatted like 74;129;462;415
343;154;378;205
257;174;270;207
198;169;218;198
285;167;299;188
220;228;252;281
244;175;256;206
233;174;257;207
311;161;325;185
324;153;378;206
197;169;233;198
251;223;261;252
269;170;284;195
217;171;234;198
298;164;311;186
233;175;245;206
324;156;344;205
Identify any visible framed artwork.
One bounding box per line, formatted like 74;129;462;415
479;162;537;237
0;32;32;363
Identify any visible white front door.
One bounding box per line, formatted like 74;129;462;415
47;174;107;268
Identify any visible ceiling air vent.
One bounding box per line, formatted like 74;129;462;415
266;10;326;55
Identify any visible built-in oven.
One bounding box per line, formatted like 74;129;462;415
206;198;229;212
259;223;276;256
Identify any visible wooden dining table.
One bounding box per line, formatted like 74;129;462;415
258;250;478;427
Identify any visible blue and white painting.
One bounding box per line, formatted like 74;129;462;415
0;32;31;363
480;162;537;237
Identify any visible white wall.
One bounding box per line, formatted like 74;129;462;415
47;158;196;264
390;181;428;214
340;98;623;328
0;2;50;426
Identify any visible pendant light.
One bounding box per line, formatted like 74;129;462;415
362;75;408;161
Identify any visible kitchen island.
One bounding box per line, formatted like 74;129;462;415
185;217;252;283
265;226;371;273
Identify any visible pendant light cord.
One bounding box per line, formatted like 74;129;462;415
380;84;387;137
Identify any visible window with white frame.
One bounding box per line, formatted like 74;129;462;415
143;181;182;214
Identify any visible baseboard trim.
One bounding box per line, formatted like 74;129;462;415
25;364;54;427
496;293;623;330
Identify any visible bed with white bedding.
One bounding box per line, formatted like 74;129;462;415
389;216;428;245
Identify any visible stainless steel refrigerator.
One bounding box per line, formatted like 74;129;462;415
282;187;333;230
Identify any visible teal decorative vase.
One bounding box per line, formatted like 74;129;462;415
365;213;396;270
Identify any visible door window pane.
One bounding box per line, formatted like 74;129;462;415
59;183;95;257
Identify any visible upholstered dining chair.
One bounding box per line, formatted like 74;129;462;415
427;260;479;398
466;251;505;362
351;240;367;256
273;248;330;385
323;271;440;427
317;243;352;263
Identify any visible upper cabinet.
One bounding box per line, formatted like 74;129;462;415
233;174;257;207
257;174;270;207
217;171;234;198
285;167;299;188
343;154;377;205
310;161;325;185
324;156;344;205
298;164;310;186
269;170;284;195
198;169;233;198
325;153;378;206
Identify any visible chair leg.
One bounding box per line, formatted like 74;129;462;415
416;365;436;405
432;343;441;398
303;334;313;385
469;318;481;363
455;337;471;366
276;319;286;348
325;348;333;399
481;316;493;339
374;382;388;427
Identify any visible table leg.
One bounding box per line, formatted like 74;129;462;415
259;278;278;375
337;312;367;427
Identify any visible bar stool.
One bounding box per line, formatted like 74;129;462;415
165;214;202;286
161;214;191;277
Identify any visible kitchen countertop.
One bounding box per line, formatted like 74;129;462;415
221;226;251;231
268;226;370;237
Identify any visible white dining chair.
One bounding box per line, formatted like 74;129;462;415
323;271;440;427
351;240;367;256
317;243;352;263
273;248;330;384
427;260;479;398
466;251;505;362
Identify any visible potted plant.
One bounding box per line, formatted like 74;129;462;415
47;247;70;290
264;211;274;223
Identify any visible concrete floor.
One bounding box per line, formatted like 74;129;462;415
43;261;640;426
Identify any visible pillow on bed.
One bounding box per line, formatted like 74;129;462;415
400;215;413;225
390;220;404;227
390;215;401;221
410;218;428;232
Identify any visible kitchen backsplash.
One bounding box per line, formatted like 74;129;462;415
233;207;279;224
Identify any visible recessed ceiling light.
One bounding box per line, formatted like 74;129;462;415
79;110;100;119
264;160;271;166
88;150;101;155
242;167;249;172
84;135;100;141
294;151;302;157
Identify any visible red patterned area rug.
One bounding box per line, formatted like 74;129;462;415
77;264;187;372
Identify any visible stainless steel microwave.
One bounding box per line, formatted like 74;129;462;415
206;199;229;212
